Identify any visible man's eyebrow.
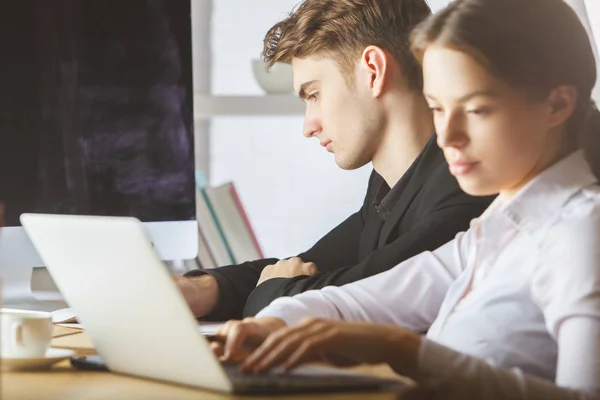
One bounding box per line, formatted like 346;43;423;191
424;90;498;103
298;80;319;99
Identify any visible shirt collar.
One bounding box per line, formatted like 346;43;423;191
372;134;439;210
481;150;598;231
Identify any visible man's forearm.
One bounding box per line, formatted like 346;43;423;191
178;275;219;317
183;258;279;321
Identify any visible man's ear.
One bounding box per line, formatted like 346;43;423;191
546;85;578;129
359;46;388;98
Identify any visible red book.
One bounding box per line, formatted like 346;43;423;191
203;182;264;263
228;183;264;259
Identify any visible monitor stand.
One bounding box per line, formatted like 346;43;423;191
2;264;67;312
2;260;189;313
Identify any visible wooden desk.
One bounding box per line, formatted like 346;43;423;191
2;326;413;400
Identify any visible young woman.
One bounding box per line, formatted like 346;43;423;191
212;0;600;397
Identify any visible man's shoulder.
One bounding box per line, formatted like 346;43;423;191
419;158;493;208
422;157;458;192
404;137;461;199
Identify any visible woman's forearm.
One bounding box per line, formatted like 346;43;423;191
386;328;422;376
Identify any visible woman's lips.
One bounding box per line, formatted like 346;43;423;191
449;161;479;176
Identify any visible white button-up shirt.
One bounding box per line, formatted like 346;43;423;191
257;151;600;399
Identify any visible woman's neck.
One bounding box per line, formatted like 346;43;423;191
499;130;571;202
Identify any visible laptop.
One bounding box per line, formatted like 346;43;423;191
20;213;405;394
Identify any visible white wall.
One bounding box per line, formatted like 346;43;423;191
209;0;371;259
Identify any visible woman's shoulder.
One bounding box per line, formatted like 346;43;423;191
534;184;600;270
553;184;600;231
535;184;600;273
532;185;600;337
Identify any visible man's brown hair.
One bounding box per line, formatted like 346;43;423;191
262;0;431;90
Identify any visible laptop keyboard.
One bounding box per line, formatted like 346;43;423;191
224;364;403;394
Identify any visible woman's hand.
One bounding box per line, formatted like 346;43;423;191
209;317;287;363
240;317;422;375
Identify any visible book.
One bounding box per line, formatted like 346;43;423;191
229;183;264;259
203;182;263;264
195;224;217;269
195;186;235;266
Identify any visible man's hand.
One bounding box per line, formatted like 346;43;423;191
209;317;287;363
257;257;318;286
175;274;219;318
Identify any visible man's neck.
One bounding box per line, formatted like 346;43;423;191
372;92;434;188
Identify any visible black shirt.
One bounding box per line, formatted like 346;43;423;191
186;135;495;320
373;142;428;221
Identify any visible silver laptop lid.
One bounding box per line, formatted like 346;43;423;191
20;213;232;393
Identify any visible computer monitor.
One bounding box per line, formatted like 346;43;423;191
0;0;197;303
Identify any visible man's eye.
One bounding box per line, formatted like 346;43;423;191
308;93;319;101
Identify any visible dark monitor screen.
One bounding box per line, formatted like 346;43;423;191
0;0;195;227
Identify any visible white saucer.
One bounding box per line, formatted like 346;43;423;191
1;348;76;371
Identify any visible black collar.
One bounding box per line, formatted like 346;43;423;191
372;134;441;221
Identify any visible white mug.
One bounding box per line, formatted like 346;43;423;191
1;309;52;358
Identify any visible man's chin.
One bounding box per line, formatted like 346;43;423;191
335;157;369;171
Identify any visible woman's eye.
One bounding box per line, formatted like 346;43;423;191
308;93;319;101
467;107;491;116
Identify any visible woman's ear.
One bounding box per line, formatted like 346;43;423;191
359;46;388;98
546;85;578;129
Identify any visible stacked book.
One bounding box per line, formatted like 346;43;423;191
194;172;263;269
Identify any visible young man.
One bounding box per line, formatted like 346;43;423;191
177;0;494;320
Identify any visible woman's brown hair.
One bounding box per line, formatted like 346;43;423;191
410;0;600;176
